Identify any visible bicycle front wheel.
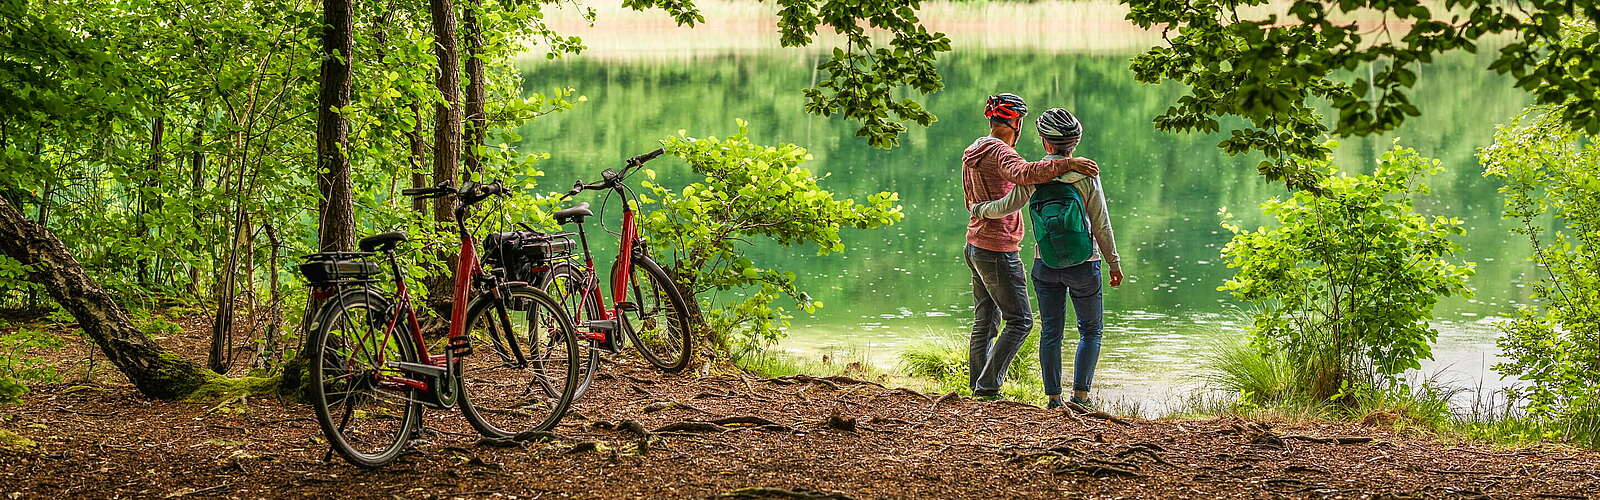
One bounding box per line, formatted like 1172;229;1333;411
309;290;420;468
622;256;693;372
458;284;580;438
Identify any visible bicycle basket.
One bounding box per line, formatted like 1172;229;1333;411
297;252;381;286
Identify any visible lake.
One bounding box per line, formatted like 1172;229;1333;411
513;6;1538;410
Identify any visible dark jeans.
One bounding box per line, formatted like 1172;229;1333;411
965;244;1033;396
1032;259;1104;395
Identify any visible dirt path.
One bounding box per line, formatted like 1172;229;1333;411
5;347;1599;499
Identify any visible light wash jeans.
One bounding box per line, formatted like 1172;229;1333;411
1031;258;1103;395
965;244;1033;397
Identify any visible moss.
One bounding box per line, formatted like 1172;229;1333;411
183;374;283;402
0;428;36;450
137;350;213;400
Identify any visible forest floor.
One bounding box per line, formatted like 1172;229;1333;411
3;317;1600;499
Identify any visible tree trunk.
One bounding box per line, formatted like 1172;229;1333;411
137;115;165;287
429;0;462;216
188;123;206;298
462;0;487;179
284;0;357;396
408;104;429;214
0;196;212;399
426;0;464;315
257;222;283;371
315;0;357;253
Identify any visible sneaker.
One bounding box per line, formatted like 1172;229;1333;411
975;393;1003;401
1046;399;1064;410
1068;396;1093;407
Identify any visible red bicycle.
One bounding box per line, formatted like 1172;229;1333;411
540;148;694;398
297;180;581;467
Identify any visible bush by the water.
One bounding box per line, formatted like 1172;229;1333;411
1481;102;1600;439
643;121;904;356
1217;144;1474;403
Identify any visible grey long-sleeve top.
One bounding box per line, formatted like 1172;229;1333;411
969;157;1121;272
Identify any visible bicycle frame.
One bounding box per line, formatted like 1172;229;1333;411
569;196;639;343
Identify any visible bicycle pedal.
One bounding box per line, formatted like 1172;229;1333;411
584;319;617;332
447;336;473;356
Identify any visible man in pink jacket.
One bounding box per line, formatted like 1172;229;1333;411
962;93;1098;398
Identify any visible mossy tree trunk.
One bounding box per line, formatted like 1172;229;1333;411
0;196;212;400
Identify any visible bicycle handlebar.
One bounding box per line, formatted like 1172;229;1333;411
559;148;667;200
626;148;665;168
402;183;455;199
403;180;507;207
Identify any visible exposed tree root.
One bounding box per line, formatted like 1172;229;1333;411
643;400;704;414
1064;401;1132;425
712;416;789;431
887;387;931;402
564;441;603;454
594;419;653;438
763;375;840;391
823;411;857;432
929;391;960;410
653;421;728;434
1282;435;1375;445
714;487;854;499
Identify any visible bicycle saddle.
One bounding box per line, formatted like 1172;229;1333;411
358;231;408;253
553;202;593;223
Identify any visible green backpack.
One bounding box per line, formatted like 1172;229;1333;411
1029;181;1095;268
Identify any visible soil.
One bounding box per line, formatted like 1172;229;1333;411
3;317;1598;499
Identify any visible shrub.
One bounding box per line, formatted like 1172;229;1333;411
0;327;64;404
640;120;903;355
1201;340;1299;405
1219;144;1474;402
1481;104;1600;424
898;328;1041;401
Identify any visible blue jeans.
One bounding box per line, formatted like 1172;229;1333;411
1032;259;1103;395
965;244;1033;396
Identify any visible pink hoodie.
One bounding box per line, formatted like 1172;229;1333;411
962;137;1078;253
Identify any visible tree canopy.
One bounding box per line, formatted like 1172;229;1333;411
1127;0;1600;189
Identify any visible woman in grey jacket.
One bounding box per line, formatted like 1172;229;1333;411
969;108;1123;409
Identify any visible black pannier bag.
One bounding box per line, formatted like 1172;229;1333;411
298;252;382;286
481;230;575;284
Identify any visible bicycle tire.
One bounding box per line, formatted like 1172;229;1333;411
622;255;694;372
457;284;581;438
538;263;601;399
308;289;420;467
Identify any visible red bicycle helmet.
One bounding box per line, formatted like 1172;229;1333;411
984;93;1029;121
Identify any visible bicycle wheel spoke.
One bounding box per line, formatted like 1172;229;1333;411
459;285;578;439
310;292;418;467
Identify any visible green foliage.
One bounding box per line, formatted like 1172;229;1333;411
0;327;64;404
897;329;1040;402
1201;340;1299;406
1219;144;1474;401
1481;104;1600;423
640;120;903;352
1128;1;1600;188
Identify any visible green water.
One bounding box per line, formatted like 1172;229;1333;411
515;49;1538;407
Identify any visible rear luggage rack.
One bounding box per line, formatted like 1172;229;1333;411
298;252;382;286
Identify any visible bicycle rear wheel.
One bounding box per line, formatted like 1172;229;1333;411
623;256;693;372
309;290;420;467
539;263;601;399
458;284;580;438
